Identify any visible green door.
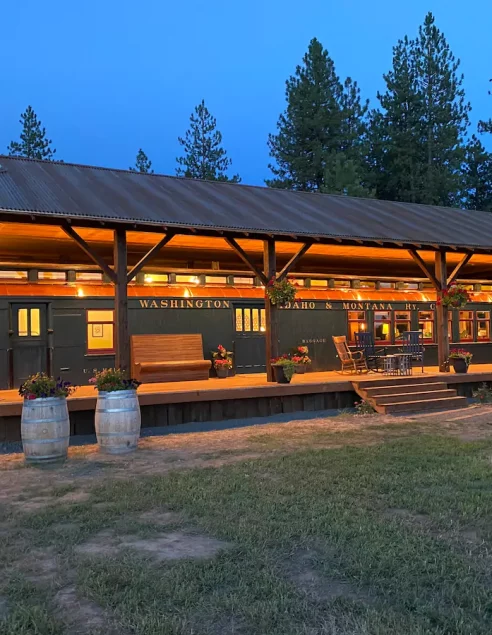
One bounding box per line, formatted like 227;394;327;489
234;304;266;373
11;304;48;386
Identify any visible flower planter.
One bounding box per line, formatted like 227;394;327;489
451;358;469;374
295;364;308;374
21;396;70;464
215;367;229;379
95;389;141;454
273;365;291;384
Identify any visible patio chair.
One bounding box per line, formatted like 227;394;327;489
400;331;425;373
332;336;368;374
354;331;387;372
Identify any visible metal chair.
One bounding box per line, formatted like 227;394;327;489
332;336;368;374
354;332;387;372
400;331;425;373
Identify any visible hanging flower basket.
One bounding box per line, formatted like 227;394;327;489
437;282;470;309
265;277;297;306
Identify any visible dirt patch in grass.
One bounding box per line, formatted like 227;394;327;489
76;529;231;562
55;585;123;635
139;509;183;525
18;547;61;584
286;548;374;605
0;596;8;619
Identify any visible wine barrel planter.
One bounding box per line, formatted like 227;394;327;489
95;389;141;454
21;397;70;464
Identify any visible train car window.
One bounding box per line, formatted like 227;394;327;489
419;311;435;342
374;311;391;344
347;311;366;344
394;311;411;341
477;311;490;342
87;310;115;354
458;310;474;342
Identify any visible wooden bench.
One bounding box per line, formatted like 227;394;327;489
131;334;211;383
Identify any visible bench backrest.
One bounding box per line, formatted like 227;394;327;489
131;334;206;363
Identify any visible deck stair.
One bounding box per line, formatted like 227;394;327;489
351;376;468;414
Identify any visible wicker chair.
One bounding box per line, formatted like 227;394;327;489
332;336;368;374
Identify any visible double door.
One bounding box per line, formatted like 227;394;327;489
234;304;266;373
10;304;48;386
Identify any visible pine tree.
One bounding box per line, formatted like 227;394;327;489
267;38;369;194
369;13;470;206
322;153;374;197
129;149;153;173
413;12;470;206
176;100;240;182
479;79;492;134
463;136;492;211
8;105;56;160
368;36;426;202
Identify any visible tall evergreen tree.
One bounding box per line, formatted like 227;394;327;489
8;105;56;160
463;136;492;211
267;38;369;194
176;100;240;182
129;149;153;173
369;13;470;206
478;79;492;134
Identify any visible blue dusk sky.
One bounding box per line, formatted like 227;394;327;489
2;0;491;185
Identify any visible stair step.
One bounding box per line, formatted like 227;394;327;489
365;382;448;397
382;396;467;414
374;389;457;405
353;375;436;390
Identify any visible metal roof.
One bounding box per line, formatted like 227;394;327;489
0;155;491;250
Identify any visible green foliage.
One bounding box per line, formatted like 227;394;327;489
129;148;153;173
368;12;470;206
90;368;140;392
267;38;370;195
478;79;492;134
19;372;75;399
176;100;240;182
354;399;376;415
265;277;297;306
270;356;296;380
463;136;492;211
473;382;492;404
8;105;57;160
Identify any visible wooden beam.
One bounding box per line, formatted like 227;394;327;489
61;222;117;283
407;249;440;290
264;238;278;382
126;233;175;282
447;252;473;285
114;228;130;372
277;243;312;281
435;250;449;373
224;237;268;285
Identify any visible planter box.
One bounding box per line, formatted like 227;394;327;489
273;365;292;384
451;358;469;374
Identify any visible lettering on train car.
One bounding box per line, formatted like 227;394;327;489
138;299;231;309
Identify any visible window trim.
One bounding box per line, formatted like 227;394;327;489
394;310;411;343
418;310;435;343
86;309;115;355
347;310;366;345
476;310;490;342
458;310;474;343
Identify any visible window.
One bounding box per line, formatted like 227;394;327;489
378;282;395;289
87;310;114;353
233;277;254;286
76;272;102;281
310;279;328;288
176;275;199;285
374;310;391;344
38;272;66;280
477;311;490;342
205;276;227;285
394;311;411;341
18;308;40;337
419;311;435;342
359;281;376;289
458;310;474;342
143;273;168;284
235;307;266;332
333;280;350;288
347;311;366;344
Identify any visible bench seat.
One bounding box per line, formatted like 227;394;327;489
131;334;211;383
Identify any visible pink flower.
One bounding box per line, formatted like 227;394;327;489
88;377;96;384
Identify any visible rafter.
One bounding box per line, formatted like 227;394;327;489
407;248;440;290
126;233;175;282
61;222;117;283
224;237;268;285
447;252;473;286
277;243;312;281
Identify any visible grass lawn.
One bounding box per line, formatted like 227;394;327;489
1;413;492;634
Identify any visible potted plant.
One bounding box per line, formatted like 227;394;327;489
291;345;311;374
214;358;233;379
265;277;297;306
448;349;473;374
437;282;471;309
211;344;233;377
271;355;296;384
19;373;76;464
90;369;141;454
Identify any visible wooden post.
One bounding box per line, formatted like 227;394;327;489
435;250;449;372
264;238;278;382
114;228;130;372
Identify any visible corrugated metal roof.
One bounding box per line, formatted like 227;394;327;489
0;155;490;250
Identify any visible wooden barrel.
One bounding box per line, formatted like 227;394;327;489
21;397;70;463
95;389;141;454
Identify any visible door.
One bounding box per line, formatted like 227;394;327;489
234;304;266;373
10;304;48;386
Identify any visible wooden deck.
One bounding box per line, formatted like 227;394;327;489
1;366;492;418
